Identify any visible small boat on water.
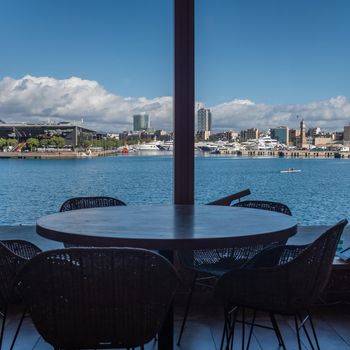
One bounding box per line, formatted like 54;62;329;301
280;168;301;173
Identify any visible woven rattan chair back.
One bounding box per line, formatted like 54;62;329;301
286;220;347;308
216;220;347;313
0;243;19;305
233;200;292;216
59;197;126;247
59;196;126;212
16;248;179;349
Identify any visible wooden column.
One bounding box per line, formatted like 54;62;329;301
174;0;195;205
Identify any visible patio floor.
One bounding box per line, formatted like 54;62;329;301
1;225;350;349
3;303;350;349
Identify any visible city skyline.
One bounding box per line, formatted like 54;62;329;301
0;75;349;133
1;0;350;131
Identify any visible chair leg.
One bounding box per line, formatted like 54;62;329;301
221;306;238;350
246;309;256;350
228;307;238;350
0;304;8;350
177;272;198;345
9;307;27;350
241;308;245;350
269;313;286;349
298;312;315;350
308;312;321;350
294;315;302;350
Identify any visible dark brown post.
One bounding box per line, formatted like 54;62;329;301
174;0;195;205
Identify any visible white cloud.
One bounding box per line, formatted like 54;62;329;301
0;75;349;132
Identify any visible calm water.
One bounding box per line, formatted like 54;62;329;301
0;154;349;225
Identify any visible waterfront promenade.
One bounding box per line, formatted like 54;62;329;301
0;149;117;159
239;149;350;158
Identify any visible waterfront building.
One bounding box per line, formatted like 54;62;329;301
196;130;211;141
314;136;333;147
289;128;300;147
0;121;96;147
270;126;289;145
295;119;307;148
308;127;322;138
332;131;343;142
240;128;259;142
344;126;350;145
133;114;150;131
197;108;212;137
155;130;172;141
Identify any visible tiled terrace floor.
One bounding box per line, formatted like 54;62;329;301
4;304;350;349
1;225;350;349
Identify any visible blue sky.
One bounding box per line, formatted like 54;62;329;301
0;0;349;131
1;0;350;104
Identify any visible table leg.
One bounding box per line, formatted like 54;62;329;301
158;249;174;350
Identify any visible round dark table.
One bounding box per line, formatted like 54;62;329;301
37;204;297;249
36;204;297;350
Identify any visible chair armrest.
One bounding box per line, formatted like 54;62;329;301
206;188;251;206
1;240;42;259
243;244;309;268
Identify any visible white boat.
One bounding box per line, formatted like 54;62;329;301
198;143;218;152
280;168;301;173
134;142;160;151
158;141;173;151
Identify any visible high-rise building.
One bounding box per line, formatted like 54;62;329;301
270;126;289;145
197;108;212;132
133;114;150;131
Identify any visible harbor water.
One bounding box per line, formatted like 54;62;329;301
0;154;349;225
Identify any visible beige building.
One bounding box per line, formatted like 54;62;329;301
314;137;333;146
289;129;300;146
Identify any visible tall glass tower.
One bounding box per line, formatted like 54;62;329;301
197;108;212;132
133;114;150;131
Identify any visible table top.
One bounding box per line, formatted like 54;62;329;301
37;205;297;249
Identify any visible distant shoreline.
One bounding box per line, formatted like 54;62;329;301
0;150;118;159
1;149;350;160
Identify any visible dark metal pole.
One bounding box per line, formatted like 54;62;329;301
174;0;195;205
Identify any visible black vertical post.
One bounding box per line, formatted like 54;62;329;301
174;0;195;205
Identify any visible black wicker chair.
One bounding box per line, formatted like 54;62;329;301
215;219;348;350
16;247;179;350
176;193;292;345
0;240;42;350
233;200;292;216
59;196;126;212
59;196;126;247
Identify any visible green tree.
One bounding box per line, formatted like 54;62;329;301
39;138;49;148
6;139;18;148
49;136;65;148
82;140;91;149
0;138;6;151
26;138;39;151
